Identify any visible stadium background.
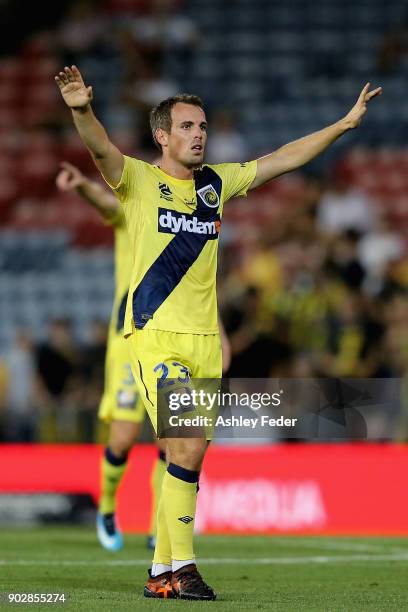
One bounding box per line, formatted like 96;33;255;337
1;0;408;535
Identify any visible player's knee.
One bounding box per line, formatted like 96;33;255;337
108;439;131;459
108;432;134;457
167;439;207;471
108;422;139;456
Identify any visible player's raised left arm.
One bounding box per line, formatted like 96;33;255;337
249;83;382;191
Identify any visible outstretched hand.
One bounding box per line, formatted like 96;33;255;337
343;82;382;129
54;65;93;109
56;161;85;191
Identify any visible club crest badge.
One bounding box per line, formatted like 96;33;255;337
197;184;219;208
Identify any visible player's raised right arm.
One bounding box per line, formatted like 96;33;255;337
56;161;120;222
55;66;124;187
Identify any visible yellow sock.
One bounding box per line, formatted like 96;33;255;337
149;452;167;538
99;449;127;515
162;465;198;561
152;488;172;565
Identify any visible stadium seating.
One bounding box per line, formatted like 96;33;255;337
0;231;114;347
1;1;408;347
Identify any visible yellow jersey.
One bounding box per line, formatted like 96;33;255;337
108;208;133;334
107;156;257;336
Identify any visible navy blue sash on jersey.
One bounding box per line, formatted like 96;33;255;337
116;290;128;332
131;166;222;329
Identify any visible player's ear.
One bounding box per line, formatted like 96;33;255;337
156;128;168;149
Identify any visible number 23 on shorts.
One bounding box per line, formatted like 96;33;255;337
154;361;191;389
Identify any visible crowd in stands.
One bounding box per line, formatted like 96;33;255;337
1;157;408;443
1;0;408;442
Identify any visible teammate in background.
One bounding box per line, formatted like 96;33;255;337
56;162;166;552
55;65;381;600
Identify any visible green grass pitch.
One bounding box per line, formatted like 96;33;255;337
1;528;408;611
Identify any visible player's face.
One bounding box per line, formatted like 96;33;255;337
167;103;208;168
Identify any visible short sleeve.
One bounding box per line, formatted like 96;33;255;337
103;155;145;205
211;160;257;203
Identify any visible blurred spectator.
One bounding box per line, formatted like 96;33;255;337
128;0;198;66
317;163;377;235
358;213;404;292
78;319;108;442
325;230;366;291
237;234;283;301
322;291;384;377
206;110;249;163
223;286;292;377
124;60;179;110
381;293;408;376
377;12;408;73
35;319;82;441
122;60;179;150
257;238;331;354
302;173;326;206
2;331;39;442
57;0;110;65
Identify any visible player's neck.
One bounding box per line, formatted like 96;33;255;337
158;158;195;181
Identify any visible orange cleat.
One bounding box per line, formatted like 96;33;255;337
171;564;216;601
144;570;176;599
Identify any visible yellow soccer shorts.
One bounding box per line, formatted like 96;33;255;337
98;329;145;424
127;328;222;436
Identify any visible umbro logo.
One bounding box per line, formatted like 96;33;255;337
159;182;173;201
178;515;194;524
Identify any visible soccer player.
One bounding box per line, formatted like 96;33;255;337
55;161;231;556
55;65;381;600
55;161;167;552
